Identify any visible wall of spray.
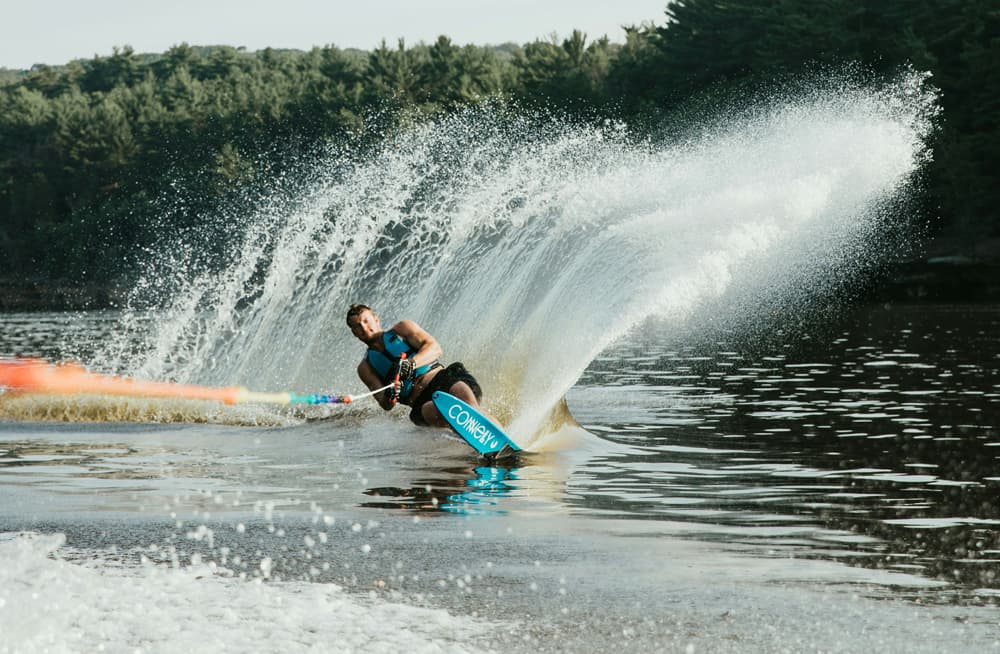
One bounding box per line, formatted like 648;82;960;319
97;71;937;440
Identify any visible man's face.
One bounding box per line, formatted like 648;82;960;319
348;309;380;344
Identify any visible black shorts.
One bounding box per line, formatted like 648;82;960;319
409;362;483;426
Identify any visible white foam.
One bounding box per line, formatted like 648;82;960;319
0;532;495;654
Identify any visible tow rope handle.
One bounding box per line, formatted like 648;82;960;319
390;353;407;407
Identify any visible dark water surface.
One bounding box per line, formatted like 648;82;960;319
570;303;1000;598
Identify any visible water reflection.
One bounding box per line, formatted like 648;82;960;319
568;304;1000;595
362;462;522;515
0;429;304;516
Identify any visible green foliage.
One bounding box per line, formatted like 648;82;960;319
0;68;25;86
1;1;998;299
515;31;617;109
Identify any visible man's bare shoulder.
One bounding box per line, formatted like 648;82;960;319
391;319;422;335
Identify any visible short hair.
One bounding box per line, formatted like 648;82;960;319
346;303;372;325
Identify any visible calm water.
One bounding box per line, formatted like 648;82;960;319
572;303;1000;595
2;304;1000;652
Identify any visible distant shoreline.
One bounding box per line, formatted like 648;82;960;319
3;256;999;312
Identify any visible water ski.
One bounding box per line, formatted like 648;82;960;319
432;391;521;460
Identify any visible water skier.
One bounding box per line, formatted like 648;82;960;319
346;304;497;429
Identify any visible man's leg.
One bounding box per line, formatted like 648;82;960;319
447;381;480;406
420;400;449;428
419;379;499;430
448;381;501;425
416;380;477;429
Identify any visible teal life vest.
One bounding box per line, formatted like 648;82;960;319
366;329;438;402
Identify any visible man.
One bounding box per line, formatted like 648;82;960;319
346;304;494;429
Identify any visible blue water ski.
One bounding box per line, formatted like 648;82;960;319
432;391;521;458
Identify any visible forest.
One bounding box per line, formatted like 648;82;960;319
1;0;997;306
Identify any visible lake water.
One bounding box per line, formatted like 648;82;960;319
2;303;999;653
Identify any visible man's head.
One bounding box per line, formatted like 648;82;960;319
346;303;380;344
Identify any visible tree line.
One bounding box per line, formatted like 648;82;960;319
1;0;996;299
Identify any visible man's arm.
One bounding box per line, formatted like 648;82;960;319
357;360;395;411
391;320;443;368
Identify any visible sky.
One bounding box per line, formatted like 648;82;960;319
2;1;669;70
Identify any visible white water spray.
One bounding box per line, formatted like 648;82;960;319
100;71;937;442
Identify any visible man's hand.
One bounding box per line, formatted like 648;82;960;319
385;383;400;404
389;358;415;383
